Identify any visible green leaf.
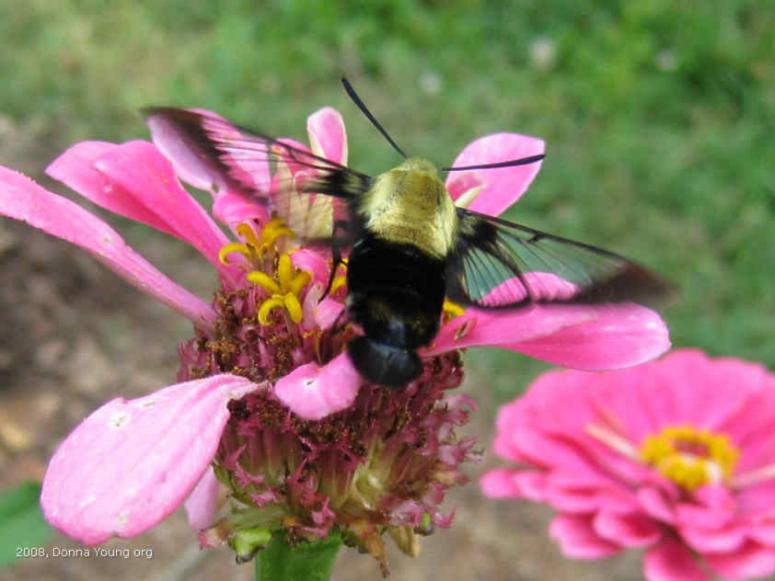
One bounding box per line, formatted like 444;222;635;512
0;481;54;567
256;531;342;581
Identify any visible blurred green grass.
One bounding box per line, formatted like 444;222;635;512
1;0;772;403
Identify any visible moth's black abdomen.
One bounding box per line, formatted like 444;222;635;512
347;336;423;388
346;234;446;387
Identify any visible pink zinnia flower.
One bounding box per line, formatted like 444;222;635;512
483;349;775;581
0;106;668;568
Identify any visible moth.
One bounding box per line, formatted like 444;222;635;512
145;79;671;387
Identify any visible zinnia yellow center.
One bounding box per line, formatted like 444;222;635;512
249;253;311;325
218;218;295;266
219;219;312;325
639;425;739;491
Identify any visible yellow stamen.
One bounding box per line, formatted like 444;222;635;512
639;424;739;491
218;219;314;326
218;242;253;265
251;251;312;326
277;254;295;289
256;293;304;325
290;271;312;296
220;219;297;271
235;223;262;250
283;293;304;324
246;271;280;295
261;218;295;249
257;296;288;325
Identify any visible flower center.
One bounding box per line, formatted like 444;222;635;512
639;425;739;491
249;253;311;325
218;219;313;325
218;218;295;268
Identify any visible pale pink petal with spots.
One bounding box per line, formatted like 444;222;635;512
0;166;215;329
40;374;256;545
274;352;361;420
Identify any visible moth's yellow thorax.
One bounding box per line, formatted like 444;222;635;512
360;158;457;258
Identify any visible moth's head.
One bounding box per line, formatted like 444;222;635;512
395;157;439;176
389;158;448;206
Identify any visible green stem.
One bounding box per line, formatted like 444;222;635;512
255;531;342;581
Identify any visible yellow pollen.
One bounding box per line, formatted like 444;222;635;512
639;424;739;491
250;251;312;326
218;219;296;267
443;299;466;319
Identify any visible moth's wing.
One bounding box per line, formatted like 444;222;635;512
143;107;371;241
445;208;673;309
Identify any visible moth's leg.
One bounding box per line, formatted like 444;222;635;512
328;304;350;336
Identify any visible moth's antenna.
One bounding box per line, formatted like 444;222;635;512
342;77;407;159
442;153;545;172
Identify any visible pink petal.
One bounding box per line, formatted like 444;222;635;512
549;513;621;558
41;374;257;545
184;467;220;531
0;166;216;329
425;304;594;355
480;468;524;499
680;525;746;554
212;189;269;230
706;542;775;579
46;141;177;238
307;107;347;165
312;297;345;331
509;471;551;502
637;486;677;525
92;141;237;280
508;304;670;370
593;511;661;548
547;487;606;514
644;537;709;581
446;132;544;216
274;352;362;420
291;248;331;287
750;522;775;546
